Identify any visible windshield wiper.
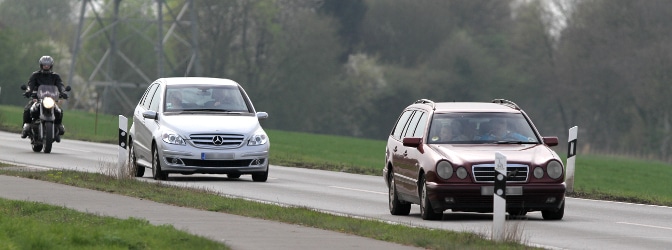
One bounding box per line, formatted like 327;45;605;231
493;141;537;144
182;108;242;112
184;108;223;112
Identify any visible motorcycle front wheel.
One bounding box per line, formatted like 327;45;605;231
43;122;54;153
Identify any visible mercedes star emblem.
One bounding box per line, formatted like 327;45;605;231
212;136;224;145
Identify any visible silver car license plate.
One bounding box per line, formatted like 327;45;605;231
201;152;235;160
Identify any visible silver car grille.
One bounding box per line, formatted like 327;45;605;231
190;134;245;147
472;164;529;183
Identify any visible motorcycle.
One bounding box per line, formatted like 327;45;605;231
20;84;71;153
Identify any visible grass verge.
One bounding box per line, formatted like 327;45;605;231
0;197;228;250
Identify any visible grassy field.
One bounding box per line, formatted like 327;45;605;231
570;155;672;204
267;129;385;175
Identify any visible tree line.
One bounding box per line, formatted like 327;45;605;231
0;0;670;162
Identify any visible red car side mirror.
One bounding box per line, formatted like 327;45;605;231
403;137;421;147
543;137;559;147
402;137;424;153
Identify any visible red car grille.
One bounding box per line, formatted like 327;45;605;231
472;164;529;183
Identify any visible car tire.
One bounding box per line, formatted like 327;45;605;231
129;142;145;177
389;170;411;215
227;174;241;179
420;175;443;220
251;164;268;182
541;199;564;220
152;146;168;181
388;171;411;215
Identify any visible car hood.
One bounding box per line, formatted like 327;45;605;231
427;144;559;165
160;114;262;135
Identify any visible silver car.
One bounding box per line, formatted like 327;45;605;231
128;77;270;181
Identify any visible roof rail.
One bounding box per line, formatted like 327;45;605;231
414;99;435;109
492;99;520;110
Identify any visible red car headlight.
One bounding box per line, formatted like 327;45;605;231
547;160;563;179
436;161;453;179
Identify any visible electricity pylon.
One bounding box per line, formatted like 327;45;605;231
68;0;201;113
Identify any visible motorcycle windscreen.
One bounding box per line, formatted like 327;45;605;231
37;85;59;100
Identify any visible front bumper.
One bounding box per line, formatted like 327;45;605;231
425;183;566;213
158;145;269;175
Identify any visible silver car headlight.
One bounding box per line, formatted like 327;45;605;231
248;134;268;146
43;97;55;109
162;130;186;145
547;160;564;179
436;161;453;179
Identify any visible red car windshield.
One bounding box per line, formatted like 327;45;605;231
427;113;540;144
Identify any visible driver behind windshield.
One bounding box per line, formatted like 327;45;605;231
476;118;528;141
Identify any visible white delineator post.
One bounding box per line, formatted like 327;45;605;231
566;126;578;192
493;152;507;241
118;115;128;177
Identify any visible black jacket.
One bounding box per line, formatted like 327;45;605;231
27;70;65;93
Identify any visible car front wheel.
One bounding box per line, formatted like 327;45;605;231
152;146;168;181
129;142;145;177
542;199;565;220
420;175;443;220
389;169;411;215
251;163;268;182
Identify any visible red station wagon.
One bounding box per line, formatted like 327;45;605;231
383;99;566;220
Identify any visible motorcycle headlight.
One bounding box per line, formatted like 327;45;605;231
547;160;564;180
43;97;55;109
248;134;268;146
162;131;186;145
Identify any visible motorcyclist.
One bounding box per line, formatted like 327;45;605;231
21;55;68;141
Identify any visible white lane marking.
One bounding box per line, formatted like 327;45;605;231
617;222;672;231
329;186;387;195
59;147;92;153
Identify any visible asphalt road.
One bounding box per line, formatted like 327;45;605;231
1;130;672;249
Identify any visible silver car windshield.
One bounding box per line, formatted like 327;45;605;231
164;85;251;113
427;113;540;144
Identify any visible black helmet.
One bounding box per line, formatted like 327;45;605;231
39;55;54;71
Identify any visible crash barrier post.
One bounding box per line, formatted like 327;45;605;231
118;115;128;177
566;126;578;192
492;152;507;241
